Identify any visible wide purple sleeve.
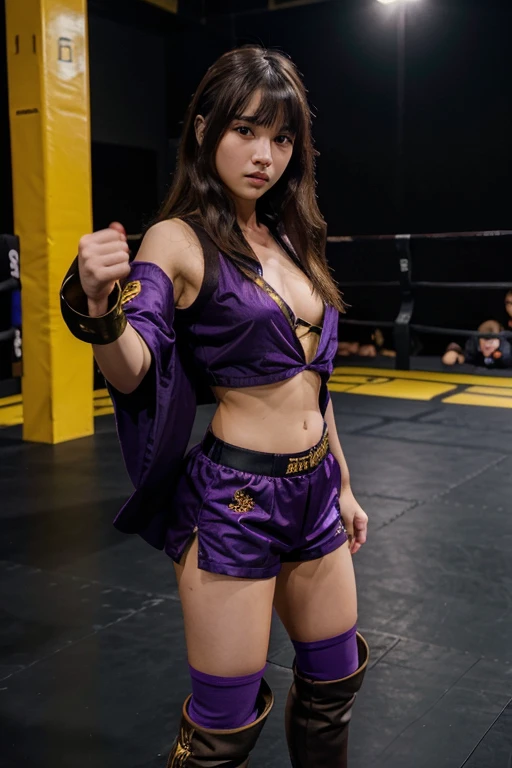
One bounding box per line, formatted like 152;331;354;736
107;260;197;548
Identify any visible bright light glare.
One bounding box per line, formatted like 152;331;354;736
376;0;420;4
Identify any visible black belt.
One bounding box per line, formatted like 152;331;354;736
201;425;330;477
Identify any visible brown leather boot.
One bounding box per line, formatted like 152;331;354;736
166;678;274;767
285;632;369;768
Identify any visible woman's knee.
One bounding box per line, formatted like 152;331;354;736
176;536;275;677
274;543;358;643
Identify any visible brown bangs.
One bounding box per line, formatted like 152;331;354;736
233;83;303;138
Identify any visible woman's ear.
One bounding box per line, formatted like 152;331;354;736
195;115;205;146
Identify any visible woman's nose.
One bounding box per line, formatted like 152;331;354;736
252;139;272;166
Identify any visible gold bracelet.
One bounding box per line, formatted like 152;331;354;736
60;260;127;345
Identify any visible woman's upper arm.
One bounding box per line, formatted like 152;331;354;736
134;218;199;304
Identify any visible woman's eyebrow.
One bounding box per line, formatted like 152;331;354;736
235;115;294;133
235;115;259;124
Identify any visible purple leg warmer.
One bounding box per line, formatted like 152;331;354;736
187;663;266;730
292;624;359;681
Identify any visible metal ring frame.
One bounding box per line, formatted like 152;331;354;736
328;229;512;370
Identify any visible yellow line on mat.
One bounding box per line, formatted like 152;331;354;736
443;393;512;408
328;383;362;393
464;386;512;398
337;380;456;401
0;402;23;427
0;388;114;429
94;389;113;417
329;375;375;385
333;366;512;389
95;406;115;417
0;394;22;408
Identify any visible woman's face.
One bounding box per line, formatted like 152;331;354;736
479;337;500;357
211;90;295;206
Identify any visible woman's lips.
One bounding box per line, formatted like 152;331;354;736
245;175;268;186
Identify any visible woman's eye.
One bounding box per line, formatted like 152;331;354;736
276;135;293;145
235;126;252;136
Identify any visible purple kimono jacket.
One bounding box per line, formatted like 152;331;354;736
82;222;339;550
107;260;201;549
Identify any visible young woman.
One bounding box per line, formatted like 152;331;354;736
61;46;369;768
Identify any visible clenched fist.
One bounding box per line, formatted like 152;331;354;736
78;222;132;316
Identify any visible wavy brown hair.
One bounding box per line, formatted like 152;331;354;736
154;45;344;312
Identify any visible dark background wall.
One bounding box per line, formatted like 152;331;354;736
88;13;167;231
1;0;511;365
2;0;511;236
86;0;228;233
228;0;512;237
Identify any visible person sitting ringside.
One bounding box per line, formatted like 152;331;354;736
336;328;395;359
442;320;512;368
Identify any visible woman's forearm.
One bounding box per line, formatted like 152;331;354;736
92;322;152;395
87;296;152;394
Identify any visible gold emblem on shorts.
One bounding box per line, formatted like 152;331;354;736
121;280;142;306
228;490;255;514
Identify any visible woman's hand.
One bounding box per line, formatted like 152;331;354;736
78;222;131;316
339;486;368;555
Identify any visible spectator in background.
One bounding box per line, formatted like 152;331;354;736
337;328;396;359
442;319;512;368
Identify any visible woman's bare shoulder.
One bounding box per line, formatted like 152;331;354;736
134;218;204;286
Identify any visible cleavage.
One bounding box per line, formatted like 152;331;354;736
244;230;324;364
250;237;324;327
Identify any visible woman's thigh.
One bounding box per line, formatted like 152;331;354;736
273;541;357;642
174;536;276;676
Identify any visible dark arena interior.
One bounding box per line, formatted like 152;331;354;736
1;1;511;766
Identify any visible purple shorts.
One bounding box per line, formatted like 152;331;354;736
164;424;348;579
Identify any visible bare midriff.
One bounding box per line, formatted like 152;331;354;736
211;368;325;454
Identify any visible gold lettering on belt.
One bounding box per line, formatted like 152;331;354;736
286;433;329;475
